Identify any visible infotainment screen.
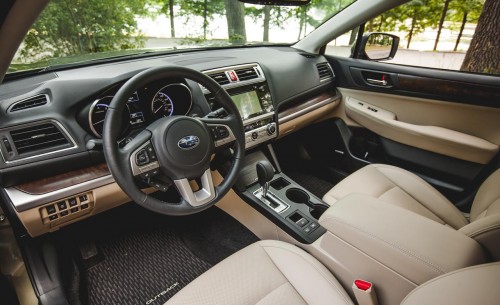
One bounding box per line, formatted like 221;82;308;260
231;91;262;120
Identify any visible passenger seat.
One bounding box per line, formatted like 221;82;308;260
323;164;500;260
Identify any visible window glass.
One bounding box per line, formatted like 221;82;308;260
327;0;499;76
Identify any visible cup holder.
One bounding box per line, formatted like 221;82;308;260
309;205;328;220
286;188;310;204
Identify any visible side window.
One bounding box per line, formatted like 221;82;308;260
325;28;359;57
328;0;499;76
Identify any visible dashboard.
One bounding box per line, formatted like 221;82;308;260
0;46;339;236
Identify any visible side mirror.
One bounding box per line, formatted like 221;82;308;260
358;33;399;61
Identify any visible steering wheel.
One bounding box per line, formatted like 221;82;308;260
102;65;245;215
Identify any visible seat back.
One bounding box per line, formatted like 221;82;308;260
459;168;500;260
401;262;500;305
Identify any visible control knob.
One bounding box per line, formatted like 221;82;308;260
266;124;276;135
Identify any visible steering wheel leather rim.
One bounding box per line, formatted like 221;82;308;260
102;65;245;215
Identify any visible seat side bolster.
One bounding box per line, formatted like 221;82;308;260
459;214;500;261
401;263;500;305
260;241;354;305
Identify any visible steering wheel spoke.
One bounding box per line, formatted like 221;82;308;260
174;169;216;207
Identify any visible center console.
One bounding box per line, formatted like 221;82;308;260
202;63;277;149
233;150;328;244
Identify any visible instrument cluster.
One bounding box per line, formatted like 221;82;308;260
88;80;192;138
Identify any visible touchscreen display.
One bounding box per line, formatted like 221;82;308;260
231;91;262;120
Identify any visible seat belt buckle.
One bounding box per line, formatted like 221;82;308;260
352;279;378;305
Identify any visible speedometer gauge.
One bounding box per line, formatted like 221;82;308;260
151;92;174;118
151;83;193;118
88;96;130;138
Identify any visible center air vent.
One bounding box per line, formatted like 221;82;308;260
208;72;230;85
316;63;334;81
9;122;72;155
10;94;49;112
234;67;258;81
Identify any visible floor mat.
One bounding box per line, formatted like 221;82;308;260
286;171;335;199
59;204;258;305
85;227;211;305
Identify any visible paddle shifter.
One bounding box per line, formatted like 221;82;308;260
256;160;274;198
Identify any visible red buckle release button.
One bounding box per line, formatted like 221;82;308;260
354;279;372;291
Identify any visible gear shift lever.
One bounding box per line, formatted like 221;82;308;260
256;160;274;198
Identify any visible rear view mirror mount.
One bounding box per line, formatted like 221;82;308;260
238;0;311;6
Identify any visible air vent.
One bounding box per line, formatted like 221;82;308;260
316;63;334;81
234;67;258;81
209;72;230;85
299;53;318;58
10;94;49;112
10;123;71;155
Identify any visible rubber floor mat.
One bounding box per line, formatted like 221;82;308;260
85;227;211;305
286;171;335;199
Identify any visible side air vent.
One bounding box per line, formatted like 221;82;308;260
209;72;230;85
299;53;318;58
235;67;258;81
10;94;49;112
10;123;71;155
316;63;334;81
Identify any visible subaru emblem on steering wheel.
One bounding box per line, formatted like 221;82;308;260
178;135;200;150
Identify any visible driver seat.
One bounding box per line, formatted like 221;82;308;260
165;240;500;305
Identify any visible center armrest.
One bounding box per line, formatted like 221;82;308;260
318;193;486;284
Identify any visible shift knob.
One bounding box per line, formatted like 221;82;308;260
256;160;274;197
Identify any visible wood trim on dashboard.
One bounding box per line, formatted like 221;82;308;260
278;90;341;123
14;163;110;195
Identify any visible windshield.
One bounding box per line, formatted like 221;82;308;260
8;0;356;73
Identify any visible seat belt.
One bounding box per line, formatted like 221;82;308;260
352;279;378;305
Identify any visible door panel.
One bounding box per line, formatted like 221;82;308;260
342;91;499;164
324;56;500;204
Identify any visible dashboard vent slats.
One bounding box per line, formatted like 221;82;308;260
10;94;49;112
316;63;334;81
209;72;230;85
234;67;258;81
10;123;71;155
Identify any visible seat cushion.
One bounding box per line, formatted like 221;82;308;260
322;164;468;229
165;240;354;305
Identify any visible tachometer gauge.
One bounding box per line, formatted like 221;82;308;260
151;91;174;118
151;83;192;118
88;96;130;138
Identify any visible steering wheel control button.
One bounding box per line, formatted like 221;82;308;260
216;126;229;138
145;144;157;161
136;149;149;166
46;205;56;215
57;201;67;210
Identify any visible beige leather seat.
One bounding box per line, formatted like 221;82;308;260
166;240;354;305
323;164;500;259
165;240;500;305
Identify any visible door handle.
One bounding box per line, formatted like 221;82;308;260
366;78;388;86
